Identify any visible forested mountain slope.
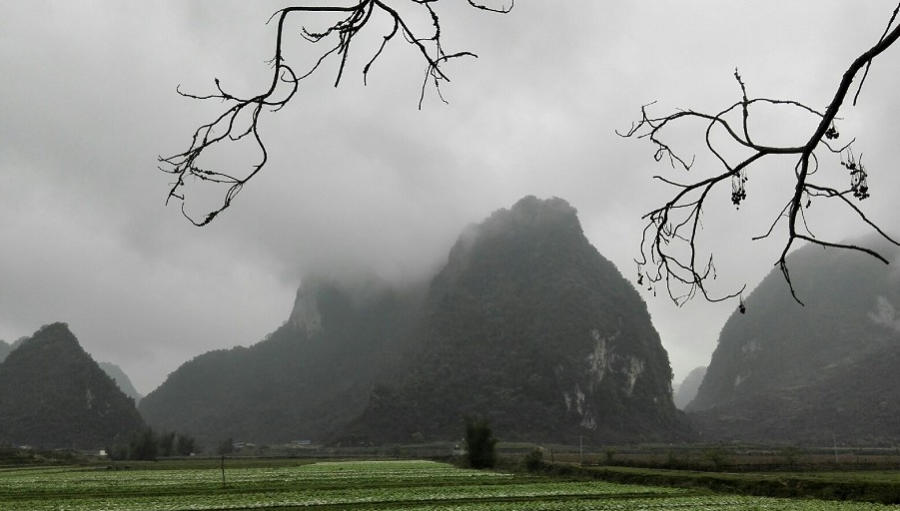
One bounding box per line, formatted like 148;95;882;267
142;196;689;445
0;323;145;449
688;237;900;445
343;196;689;444
139;279;424;445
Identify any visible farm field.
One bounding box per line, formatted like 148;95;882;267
1;459;898;510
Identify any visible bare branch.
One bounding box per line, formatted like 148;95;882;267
467;0;514;14
624;4;900;306
854;3;900;105
160;1;512;226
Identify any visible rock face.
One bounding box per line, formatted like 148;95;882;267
140;196;689;445
673;366;706;410
687;237;900;445
344;196;688;444
0;323;145;449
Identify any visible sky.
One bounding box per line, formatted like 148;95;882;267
2;2;899;395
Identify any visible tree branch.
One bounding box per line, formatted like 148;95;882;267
624;4;900;307
159;1;511;226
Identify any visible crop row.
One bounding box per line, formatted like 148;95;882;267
4;492;896;511
1;460;895;511
0;460;517;496
2;479;685;507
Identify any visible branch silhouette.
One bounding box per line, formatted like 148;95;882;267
621;3;900;306
161;2;899;309
159;1;512;226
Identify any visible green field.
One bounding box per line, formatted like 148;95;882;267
1;459;897;510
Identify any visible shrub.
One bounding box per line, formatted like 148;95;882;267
701;446;730;471
524;448;545;472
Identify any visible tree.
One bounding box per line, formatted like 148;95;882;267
217;437;235;456
621;4;900;306
464;417;497;469
129;428;158;461
158;430;176;457
176;434;197;456
701;445;730;471
161;2;899;306
159;0;511;226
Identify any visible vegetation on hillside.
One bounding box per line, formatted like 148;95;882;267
346;197;688;444
141;197;688;447
138;280;424;446
0;323;145;449
688;237;900;445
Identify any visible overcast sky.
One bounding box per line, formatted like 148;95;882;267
2;2;899;395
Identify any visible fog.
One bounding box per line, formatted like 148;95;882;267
1;2;898;393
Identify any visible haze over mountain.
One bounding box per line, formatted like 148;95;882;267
141;196;689;445
0;340;10;363
139;277;424;445
98;362;143;404
687;236;900;445
673;366;706;410
0;337;27;364
0;323;145;449
344;196;688;444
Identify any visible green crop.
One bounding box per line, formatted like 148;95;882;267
0;459;892;510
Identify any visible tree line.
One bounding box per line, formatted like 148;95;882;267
107;428;198;461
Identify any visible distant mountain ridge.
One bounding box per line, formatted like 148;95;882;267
1;335;143;404
0;340;10;363
687;237;900;445
0;337;27;363
673;366;706;410
0;323;145;449
140;196;689;445
139;277;425;445
98;362;143;404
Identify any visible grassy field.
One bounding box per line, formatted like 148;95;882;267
2;458;899;510
556;464;900;505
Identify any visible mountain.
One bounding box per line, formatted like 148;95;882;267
0;323;145;449
140;196;689;445
673;366;706;410
0;337;26;364
98;362;142;404
0;340;10;363
342;196;689;444
138;277;424;445
687;237;900;445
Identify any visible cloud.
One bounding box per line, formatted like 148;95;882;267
1;1;898;393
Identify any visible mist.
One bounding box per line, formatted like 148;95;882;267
1;2;899;394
